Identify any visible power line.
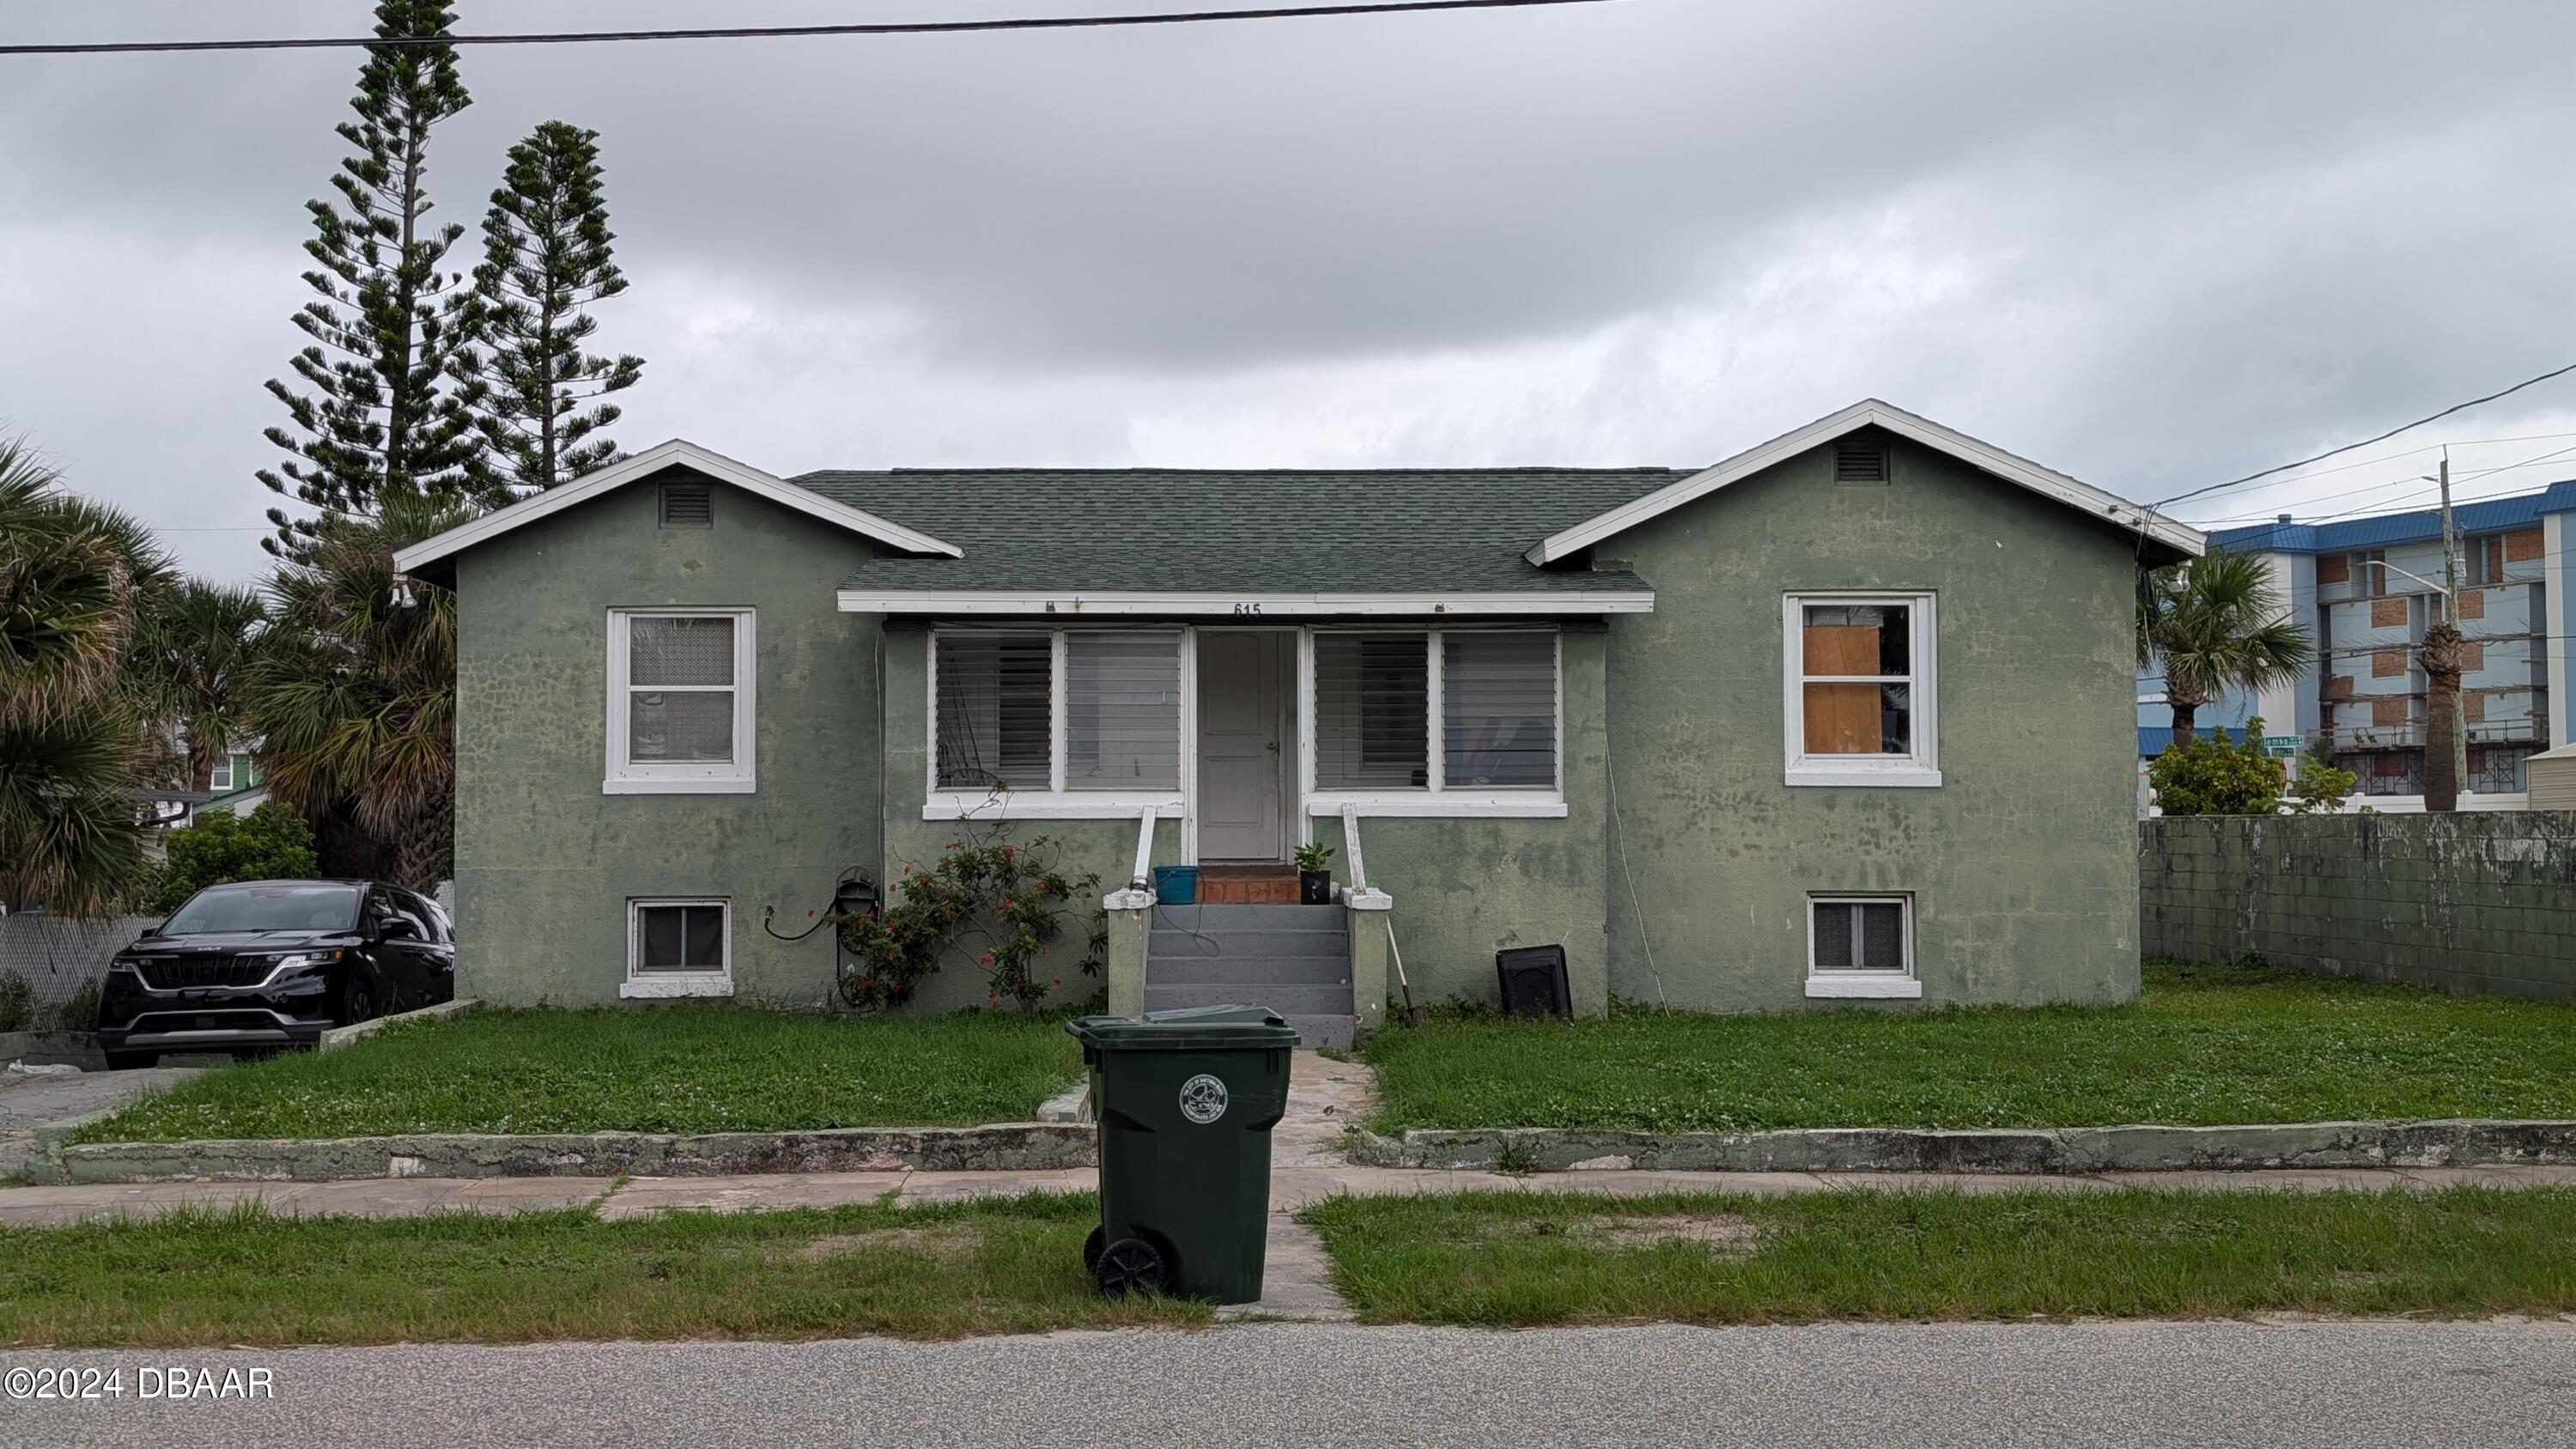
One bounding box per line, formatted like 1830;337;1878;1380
0;0;1625;56
2148;358;2576;510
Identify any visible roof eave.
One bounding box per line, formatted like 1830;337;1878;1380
390;440;963;575
834;589;1655;617
1524;399;2208;564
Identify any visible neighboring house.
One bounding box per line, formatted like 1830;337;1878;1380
393;399;2200;1034
2156;484;2575;796
173;748;267;827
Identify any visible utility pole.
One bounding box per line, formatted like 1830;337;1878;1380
2423;449;2468;811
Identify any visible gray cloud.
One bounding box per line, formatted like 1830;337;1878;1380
3;0;2573;583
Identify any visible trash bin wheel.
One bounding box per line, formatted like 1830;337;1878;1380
1083;1226;1106;1275
1094;1236;1168;1299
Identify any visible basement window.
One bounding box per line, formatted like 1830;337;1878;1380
1806;894;1920;999
624;898;732;998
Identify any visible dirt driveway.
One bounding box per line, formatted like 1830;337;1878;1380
0;1065;201;1181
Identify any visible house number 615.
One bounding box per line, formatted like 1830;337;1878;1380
1231;602;1263;616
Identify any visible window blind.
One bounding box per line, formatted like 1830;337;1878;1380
1314;634;1428;788
1443;633;1555;788
627;616;736;764
935;633;1052;789
1065;632;1182;790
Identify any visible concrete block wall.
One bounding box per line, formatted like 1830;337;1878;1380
2140;814;2576;999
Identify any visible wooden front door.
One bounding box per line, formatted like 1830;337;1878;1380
1197;632;1290;861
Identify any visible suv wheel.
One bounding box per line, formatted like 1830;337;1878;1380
338;977;377;1027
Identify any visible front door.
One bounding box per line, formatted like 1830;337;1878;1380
1198;631;1290;861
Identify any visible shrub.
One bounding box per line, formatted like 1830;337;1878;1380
2148;720;2285;816
2284;744;2359;814
53;979;100;1033
835;825;1104;1014
144;803;320;914
0;970;32;1034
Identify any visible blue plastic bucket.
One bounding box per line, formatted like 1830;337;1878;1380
1151;865;1200;905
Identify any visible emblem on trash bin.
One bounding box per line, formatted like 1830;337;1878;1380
1178;1073;1229;1124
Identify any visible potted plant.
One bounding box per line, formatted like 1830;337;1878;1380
1293;841;1334;905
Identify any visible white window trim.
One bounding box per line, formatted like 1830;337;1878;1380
925;627;1186;820
605;608;757;795
1805;893;1922;999
1299;627;1567;818
208;759;233;792
1782;593;1941;788
623;897;733;999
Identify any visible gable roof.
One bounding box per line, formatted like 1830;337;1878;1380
803;466;1677;613
1526;399;2206;565
390;440;961;575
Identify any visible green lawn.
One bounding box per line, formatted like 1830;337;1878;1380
1361;960;2576;1133
1304;1186;2576;1327
72;1006;1081;1143
0;1192;1201;1346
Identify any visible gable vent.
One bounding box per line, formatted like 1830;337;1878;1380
660;482;713;527
1833;441;1889;484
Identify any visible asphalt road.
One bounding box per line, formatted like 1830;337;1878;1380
5;1319;2573;1448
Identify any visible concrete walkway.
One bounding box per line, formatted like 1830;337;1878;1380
0;1064;198;1181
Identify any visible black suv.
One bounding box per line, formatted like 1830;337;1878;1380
97;880;456;1068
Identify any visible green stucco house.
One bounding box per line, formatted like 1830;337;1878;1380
395;399;2203;1044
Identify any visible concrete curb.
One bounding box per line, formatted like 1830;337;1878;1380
51;1123;1098;1184
318;997;483;1051
1346;1120;2576;1174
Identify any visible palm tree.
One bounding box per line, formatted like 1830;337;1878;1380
137;580;267;789
247;489;469;892
2138;547;2312;742
0;440;176;915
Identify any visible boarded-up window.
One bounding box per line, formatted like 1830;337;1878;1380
1064;633;1182;791
2372;697;2410;727
934;632;1052;790
2317;553;2350;585
2372;648;2407;679
2464;692;2487;723
2324;674;2355;700
2506;527;2544;563
2460;641;2486;673
1799;603;1913;756
2371;597;2408;629
2458;587;2486;621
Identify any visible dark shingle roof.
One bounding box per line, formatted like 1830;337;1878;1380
793;468;1686;596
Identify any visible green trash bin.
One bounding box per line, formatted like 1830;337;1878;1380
1068;1004;1300;1304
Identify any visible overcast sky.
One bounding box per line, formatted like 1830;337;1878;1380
4;0;2573;583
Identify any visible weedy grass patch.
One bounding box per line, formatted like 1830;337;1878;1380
0;1191;1201;1346
1360;960;2576;1132
71;1005;1081;1142
1303;1185;2576;1327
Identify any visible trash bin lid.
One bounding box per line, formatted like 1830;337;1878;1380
1067;1004;1303;1050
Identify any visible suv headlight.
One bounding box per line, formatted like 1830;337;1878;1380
270;950;345;973
106;958;139;975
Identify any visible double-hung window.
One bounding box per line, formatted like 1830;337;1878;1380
931;629;1183;809
1806;894;1919;998
1311;629;1561;813
1783;594;1938;787
607;610;756;793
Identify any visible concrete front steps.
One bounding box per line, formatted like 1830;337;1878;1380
1145;902;1352;1049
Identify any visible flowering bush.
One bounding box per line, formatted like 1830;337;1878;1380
834;828;1105;1013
